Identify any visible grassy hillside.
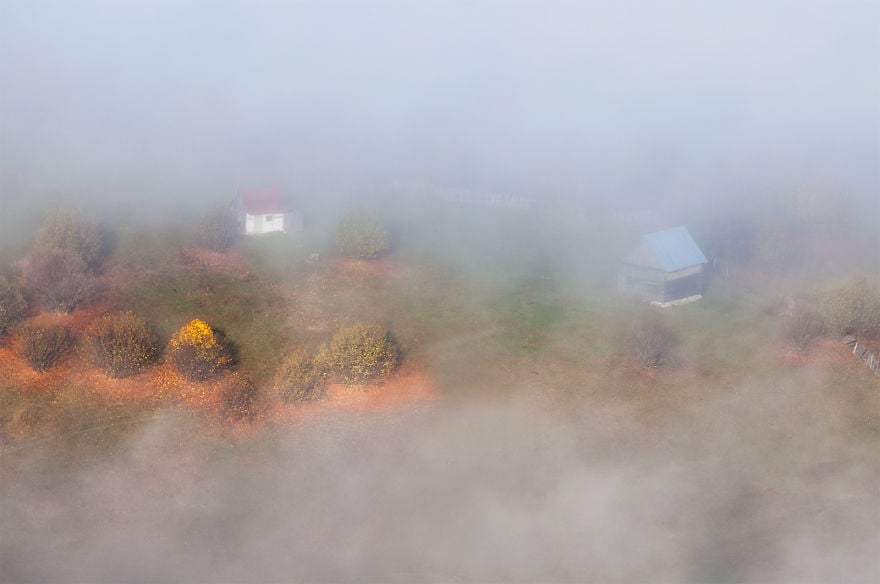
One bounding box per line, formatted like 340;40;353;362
2;193;878;582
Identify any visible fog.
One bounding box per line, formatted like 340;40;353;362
2;0;878;207
1;1;879;582
3;372;878;583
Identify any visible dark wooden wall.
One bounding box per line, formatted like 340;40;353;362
619;263;704;302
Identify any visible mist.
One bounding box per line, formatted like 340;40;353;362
2;1;877;205
4;370;878;583
2;1;879;582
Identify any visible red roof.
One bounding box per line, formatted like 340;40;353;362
240;188;289;214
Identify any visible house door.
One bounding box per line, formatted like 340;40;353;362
253;214;264;233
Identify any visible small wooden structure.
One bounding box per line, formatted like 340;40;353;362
234;188;304;235
619;226;708;306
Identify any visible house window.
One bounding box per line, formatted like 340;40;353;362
265;215;274;221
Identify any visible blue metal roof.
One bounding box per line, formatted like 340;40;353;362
643;226;707;272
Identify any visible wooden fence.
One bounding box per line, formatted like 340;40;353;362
842;336;880;377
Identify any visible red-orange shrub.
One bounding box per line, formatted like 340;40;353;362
17;323;74;372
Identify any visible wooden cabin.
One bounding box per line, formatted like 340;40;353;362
619;226;708;306
234;188;304;235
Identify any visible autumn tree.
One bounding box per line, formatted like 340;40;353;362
168;318;235;381
276;349;325;402
0;277;27;335
86;311;159;378
17;323;74;372
335;211;389;259
318;322;399;385
35;209;105;268
22;248;97;313
198;206;241;252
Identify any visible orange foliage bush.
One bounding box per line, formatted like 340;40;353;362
219;372;260;421
17;323;74;372
168;318;235;381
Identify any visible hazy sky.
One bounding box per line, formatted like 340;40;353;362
1;0;878;198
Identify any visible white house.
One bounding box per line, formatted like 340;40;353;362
234;188;304;235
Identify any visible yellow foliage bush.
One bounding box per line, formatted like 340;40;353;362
168;318;235;381
275;349;326;402
86;311;158;378
319;322;399;385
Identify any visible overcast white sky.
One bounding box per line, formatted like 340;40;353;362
1;0;877;198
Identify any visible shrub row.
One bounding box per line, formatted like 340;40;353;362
11;313;236;382
275;322;400;402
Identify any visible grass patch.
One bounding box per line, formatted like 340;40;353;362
0;382;157;470
239;232;314;277
488;276;568;352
